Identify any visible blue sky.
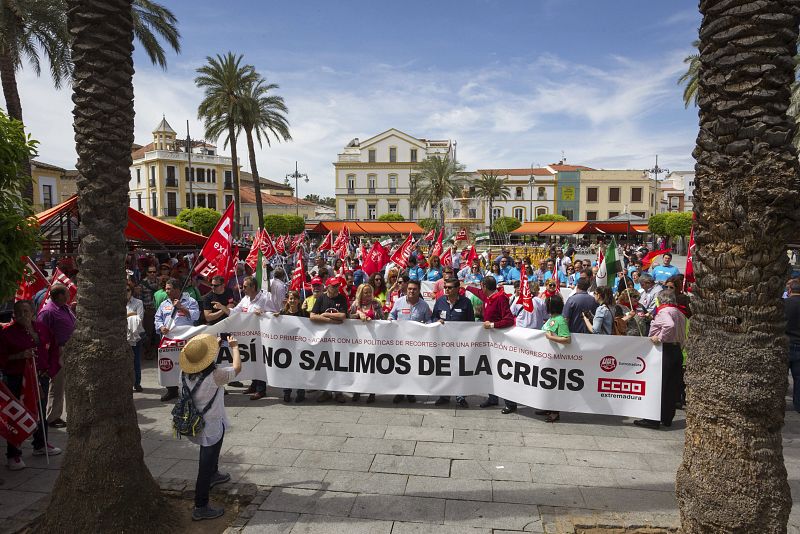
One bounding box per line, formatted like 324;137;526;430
21;0;701;198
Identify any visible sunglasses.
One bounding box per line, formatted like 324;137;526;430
445;285;458;290
547;284;556;288
211;283;222;287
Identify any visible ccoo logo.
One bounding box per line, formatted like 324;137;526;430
600;356;617;372
159;358;174;372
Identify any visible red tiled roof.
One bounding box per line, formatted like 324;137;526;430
549;164;595;171
477;168;554;177
131;142;154;160
239;185;317;206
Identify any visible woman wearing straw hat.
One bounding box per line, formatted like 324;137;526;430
179;333;242;521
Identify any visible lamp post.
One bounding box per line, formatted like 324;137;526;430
648;155;669;247
186;120;193;209
285;161;309;216
528;163;536;222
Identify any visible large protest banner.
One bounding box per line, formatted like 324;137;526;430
158;314;661;419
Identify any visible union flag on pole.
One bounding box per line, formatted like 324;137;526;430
275;234;286;255
290;254;306;292
245;231;262;271
318;231;334;252
389;233;415;269
455;227;468;242
520;273;534;312
362;241;390;277
15;257;48;302
332;225;350;258
430;228;444;258
194;202;234;281
50;267;78;304
423;228;435;242
464;245;478;265
440;247;453;267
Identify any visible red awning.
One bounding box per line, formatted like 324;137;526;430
309;221;424;235
511;222;555;235
36;195;206;247
539;221;589;235
585;222;639;234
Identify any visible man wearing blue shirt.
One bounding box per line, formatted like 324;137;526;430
406;256;425;282
651;253;681;285
505;259;522;284
432;278;474;407
389;279;432;403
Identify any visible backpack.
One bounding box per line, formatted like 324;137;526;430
171;370;219;438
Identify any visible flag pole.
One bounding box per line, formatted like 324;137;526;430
31;359;50;465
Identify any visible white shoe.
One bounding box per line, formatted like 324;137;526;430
7;456;25;470
33;443;62;456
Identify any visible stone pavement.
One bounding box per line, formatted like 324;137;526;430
2;361;799;533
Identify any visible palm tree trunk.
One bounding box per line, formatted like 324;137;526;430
228;123;241;238
245;128;264;229
676;2;798;531
39;0;165;531
0;50;34;204
488;197;493;241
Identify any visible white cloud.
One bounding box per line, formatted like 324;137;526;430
16;49;698;199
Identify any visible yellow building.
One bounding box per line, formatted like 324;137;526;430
31;160;78;213
578;169;657;220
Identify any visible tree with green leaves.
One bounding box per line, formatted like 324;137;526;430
195;52;259;238
173;206;221;236
535;213;567;222
492;216;521;234
377;213;404;221
647;212;669;236
38;1;167;530
0;109;39;300
664;212;692;237
0;0;180;201
418;217;437;231
263;214;304;236
411;155;465;228
238;76;291;230
472;171;510;234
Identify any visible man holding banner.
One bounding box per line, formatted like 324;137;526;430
432;278;474;407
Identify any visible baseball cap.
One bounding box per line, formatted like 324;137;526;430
311;277;323;285
326;278;341;287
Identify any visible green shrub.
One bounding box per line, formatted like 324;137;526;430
173;207;221;236
377;213;405;222
263;214;305;235
492;216;522;234
534;214;567;222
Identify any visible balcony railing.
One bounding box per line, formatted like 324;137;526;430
389;187;396;194
224;180;233;190
165;178;178;187
347;187;355;194
368;187;376;194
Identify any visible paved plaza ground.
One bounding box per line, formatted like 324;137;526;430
2;359;800;533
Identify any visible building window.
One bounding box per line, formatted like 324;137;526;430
197;168;205;182
469;208;477;218
632;211;647;218
688;180;695;187
631;187;643;202
587;187;598;202
166;165;176;181
536;207;547;217
347;174;355;193
224;170;232;183
368;149;376;163
389;147;397;163
492;207;502;220
515;187;524;200
151;192;158;216
368;204;376;220
388;174;397;194
150;166;156;180
225;194;233;207
586;211;598;221
453;209;461;218
42;185;53;209
608;211;620;218
368;174;376;194
209;169;216;183
410;149;417;162
389;203;397;213
537;186;546;200
137;193;143;212
561;209;574;220
197;193;206;208
347;204;356;219
242;213;251;230
208;194;217;210
136;168;141;185
650;193;654;207
186;192;192;208
609;187;620;202
513;207;524;221
166;192;177;216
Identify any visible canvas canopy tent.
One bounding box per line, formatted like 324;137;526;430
36;195;207;254
309;221;424;235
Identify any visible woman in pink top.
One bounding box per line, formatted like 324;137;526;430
634;290;687;430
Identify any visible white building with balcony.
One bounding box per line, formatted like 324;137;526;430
473;167;558;225
334;128;454;221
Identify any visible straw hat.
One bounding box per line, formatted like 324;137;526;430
179;334;219;374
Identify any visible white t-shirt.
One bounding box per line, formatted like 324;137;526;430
183;366;236;447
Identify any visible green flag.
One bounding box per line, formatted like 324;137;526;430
596;237;621;287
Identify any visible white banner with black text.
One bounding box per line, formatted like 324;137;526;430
158;314;661;419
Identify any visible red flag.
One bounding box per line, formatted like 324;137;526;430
362;241;390;276
465;245;478;265
332;225;350;258
51;267;78;304
245;231;263;271
275;235;286;255
389;233;415;269
194;202;234;280
16;257;49;302
684;222;695;291
290;254;306;292
455;227;468;242
0;379;38;447
430;229;444;258
641;248;672;271
260;230;277;260
289;233;304;254
423;228;435;241
21;359;39;422
520;274;534;312
318;231;334;252
227;244;239;281
440;247;453;268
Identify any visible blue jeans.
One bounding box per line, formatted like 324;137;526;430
790;343;800;412
132;341;142;387
195;429;225;508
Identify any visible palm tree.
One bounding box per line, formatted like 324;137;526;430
0;0;180;201
675;2;797;531
238;76;291;229
677;39;700;108
472;170;510;235
39;0;164;531
411;154;465;228
195;52;259;238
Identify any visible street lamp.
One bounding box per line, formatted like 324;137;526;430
648;155;669;248
528;163;536;222
285;161;309;217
